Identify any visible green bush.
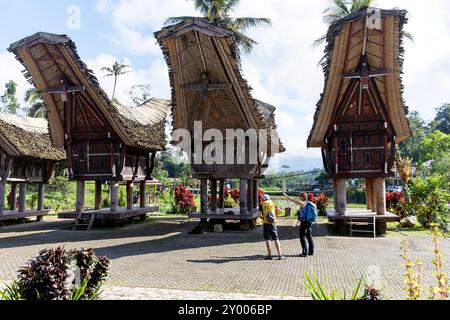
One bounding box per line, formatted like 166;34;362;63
408;174;450;232
118;187;126;207
347;187;366;204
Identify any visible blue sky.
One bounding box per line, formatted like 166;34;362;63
1;0;450;171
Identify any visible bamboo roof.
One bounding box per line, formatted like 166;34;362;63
9;32;169;151
155;18;284;155
308;8;411;148
0;111;65;161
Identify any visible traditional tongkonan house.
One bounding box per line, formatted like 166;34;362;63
9;33;170;228
155;19;285;230
308;8;411;235
0;111;65;225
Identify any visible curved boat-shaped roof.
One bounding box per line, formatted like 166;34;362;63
308;8;411;148
9;32;170;151
155;18;284;155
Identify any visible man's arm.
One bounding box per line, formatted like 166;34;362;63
283;193;306;207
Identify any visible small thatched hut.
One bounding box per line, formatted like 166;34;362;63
0;111;65;222
9;32;170;225
155;18;284;228
308;8;411;234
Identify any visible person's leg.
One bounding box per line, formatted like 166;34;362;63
299;222;308;256
274;240;282;256
306;222;314;255
265;240;272;257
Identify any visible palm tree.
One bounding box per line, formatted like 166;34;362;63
323;0;372;25
24;88;47;118
314;0;372;47
101;61;132;100
165;0;272;55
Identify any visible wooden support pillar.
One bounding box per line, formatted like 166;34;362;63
239;179;247;214
371;179;377;213
375;177;387;235
0;182;5;214
375;178;386;216
335;178;347;215
247;179;253;212
218;179;225;209
18;183;27;213
94;181;102;210
200;179;208;214
76;181;85;213
126;181;134;210
210;179;218;211
9;183;17;211
365;179;372;210
140;181;147;208
37;183;45;211
253;180;258;209
333;179;338;210
110;181;119;213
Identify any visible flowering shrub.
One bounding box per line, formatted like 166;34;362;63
174;186;195;214
229;189;240;204
1;247;109;300
315;193;329;216
258;189;265;207
386;192;406;217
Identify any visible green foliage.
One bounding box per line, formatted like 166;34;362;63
24;87;47;118
27;193;38;210
418;131;450;165
118;187;126;207
430;103;450;135
399;111;428;163
408;174;450;232
322;0;372;25
347;187;366;204
165;0;271;55
303;272;363;300
0;80;21;114
101;60;132;99
0;281;23;300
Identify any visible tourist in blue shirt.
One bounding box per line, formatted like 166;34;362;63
283;192;316;257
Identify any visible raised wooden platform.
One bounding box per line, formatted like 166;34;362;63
189;208;260;221
59;205;159;220
0;210;50;222
327;208;400;221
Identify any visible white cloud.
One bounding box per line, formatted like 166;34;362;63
0;52;33;115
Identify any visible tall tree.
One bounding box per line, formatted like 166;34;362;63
101;61;132;100
165;0;272;55
399;111;428;164
430;103;450;134
24;88;47;118
314;0;372;46
0;80;21;114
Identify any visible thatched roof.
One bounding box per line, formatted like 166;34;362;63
0;111;65;161
155;19;284;155
308;8;411;148
8;32;169;151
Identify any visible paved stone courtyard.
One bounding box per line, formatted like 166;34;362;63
0;216;449;300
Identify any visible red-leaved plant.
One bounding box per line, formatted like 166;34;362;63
386;192;406;217
174;186;195;214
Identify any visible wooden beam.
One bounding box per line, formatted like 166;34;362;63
110;181;119;212
76;181;85;213
200;179;208;214
210;179;217;211
140;181;147;208
9;183;17;211
0;182;5;214
239;179;247;214
17;48;64;147
126;181;134;210
95;181;102;210
218;179;225;209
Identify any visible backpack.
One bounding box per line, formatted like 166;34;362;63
266;211;275;224
306;202;318;223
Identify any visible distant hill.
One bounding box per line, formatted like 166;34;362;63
266;155;324;174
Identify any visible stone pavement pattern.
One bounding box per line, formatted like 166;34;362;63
0;217;449;300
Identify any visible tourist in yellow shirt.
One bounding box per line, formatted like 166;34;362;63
261;194;285;260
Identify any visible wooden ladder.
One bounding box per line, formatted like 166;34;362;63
72;213;95;231
349;216;376;238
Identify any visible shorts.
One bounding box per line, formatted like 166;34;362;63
263;223;279;241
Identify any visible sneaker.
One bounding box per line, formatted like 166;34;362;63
278;255;286;260
264;256;274;260
299;253;307;257
308;252;314;256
